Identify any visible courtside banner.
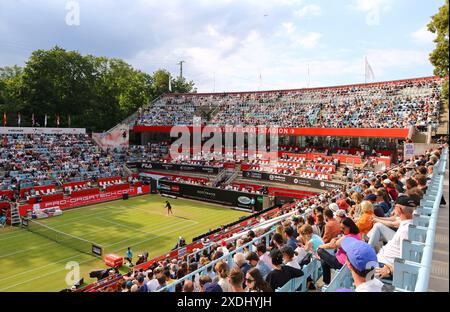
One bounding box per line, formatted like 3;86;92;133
130;162;222;174
0;127;86;135
242;170;343;191
133;125;410;138
158;180;265;210
17;185;150;216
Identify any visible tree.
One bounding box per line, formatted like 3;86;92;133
0;47;196;131
428;0;449;107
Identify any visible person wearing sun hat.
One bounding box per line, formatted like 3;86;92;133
341;237;383;292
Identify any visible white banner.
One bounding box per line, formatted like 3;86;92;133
404;143;415;160
0;127;86;135
92;124;129;150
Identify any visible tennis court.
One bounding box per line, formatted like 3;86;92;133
0;194;248;292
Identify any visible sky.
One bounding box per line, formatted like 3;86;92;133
0;0;444;92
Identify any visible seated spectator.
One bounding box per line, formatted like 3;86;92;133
214;261;232;292
375;196;416;278
356;201;375;236
245;268;273;292
233;253;251;276
228;268;245;292
322;209;341;243
317;217;361;286
265;249;303;291
341;237;383;292
280;246;301;269
246;252;271;279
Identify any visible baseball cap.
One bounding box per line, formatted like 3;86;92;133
395;196;417;207
341;237;379;272
382;179;392;184
335;209;347;218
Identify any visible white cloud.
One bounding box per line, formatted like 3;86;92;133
294;32;322;48
281;22;296;34
294;4;321;18
411;26;436;44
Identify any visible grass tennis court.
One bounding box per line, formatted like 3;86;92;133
0;195;248;292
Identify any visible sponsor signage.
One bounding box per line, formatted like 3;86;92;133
404;143;415;160
17;185;151;216
133;126;410;138
131;162;222;174
0;127;86;135
242;170;343;191
158;181;264;210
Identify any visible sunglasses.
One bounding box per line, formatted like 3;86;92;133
245;277;255;283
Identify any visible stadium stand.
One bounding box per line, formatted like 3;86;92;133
76;143;447;292
133;77;444;129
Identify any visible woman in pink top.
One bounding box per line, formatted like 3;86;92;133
317;218;362;285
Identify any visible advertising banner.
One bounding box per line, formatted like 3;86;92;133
157;181;264;210
242;170;343;191
130;162;222;174
17;185;151;216
0;127;86;135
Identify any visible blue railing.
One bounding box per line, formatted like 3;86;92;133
323;148;448;292
157;228;276;292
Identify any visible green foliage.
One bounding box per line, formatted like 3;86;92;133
0;47;196;131
428;0;449;107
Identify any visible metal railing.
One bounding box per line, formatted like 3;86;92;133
323;147;448;292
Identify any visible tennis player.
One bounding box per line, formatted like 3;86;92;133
165;201;173;215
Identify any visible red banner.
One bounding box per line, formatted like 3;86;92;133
133;126;410;139
17;185;150;217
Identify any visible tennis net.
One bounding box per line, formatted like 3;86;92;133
22;218;103;257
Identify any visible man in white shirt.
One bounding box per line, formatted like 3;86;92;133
146;270;160;292
341;237;383;292
376;196;416;278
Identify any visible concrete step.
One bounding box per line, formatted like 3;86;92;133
432;249;449;263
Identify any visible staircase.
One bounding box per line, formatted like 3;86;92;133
10;204;21;226
223;169;239;185
436;103;449;136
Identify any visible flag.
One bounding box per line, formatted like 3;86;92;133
68;115;71;128
365;57;375;82
32;113;35;127
3;113;6;127
168;76;172;92
17;113;21;127
44;114;48;127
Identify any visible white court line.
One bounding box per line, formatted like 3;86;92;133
0;213;194;259
0;217;210;291
0;207;244;290
0;209;123;242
